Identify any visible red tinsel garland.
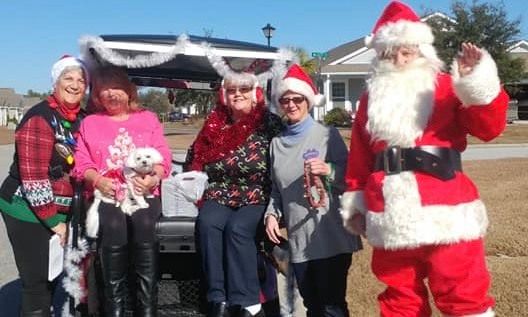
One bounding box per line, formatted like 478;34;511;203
190;102;266;171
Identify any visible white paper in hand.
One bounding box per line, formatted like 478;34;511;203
48;234;64;281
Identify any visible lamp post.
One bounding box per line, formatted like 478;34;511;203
261;23;275;47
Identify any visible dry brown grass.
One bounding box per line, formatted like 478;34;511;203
346;159;528;316
165;133;196;150
468;124;528;144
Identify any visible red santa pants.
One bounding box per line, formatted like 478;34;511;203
371;239;494;317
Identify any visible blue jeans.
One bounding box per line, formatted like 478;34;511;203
197;200;266;307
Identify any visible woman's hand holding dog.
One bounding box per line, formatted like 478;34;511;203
132;164;163;195
96;176;116;198
132;174;161;195
86;170;117;199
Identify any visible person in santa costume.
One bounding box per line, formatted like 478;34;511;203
340;1;509;317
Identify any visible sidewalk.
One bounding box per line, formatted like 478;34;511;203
0;127;14;145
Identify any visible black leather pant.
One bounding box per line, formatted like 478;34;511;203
97;198;161;316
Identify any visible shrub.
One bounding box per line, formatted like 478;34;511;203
323;108;351;127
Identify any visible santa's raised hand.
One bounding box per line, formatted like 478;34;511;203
457;42;483;77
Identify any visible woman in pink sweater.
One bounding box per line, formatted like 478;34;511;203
74;66;171;316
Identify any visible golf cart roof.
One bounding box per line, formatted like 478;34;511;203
80;34;294;89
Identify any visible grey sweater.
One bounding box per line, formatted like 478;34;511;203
265;120;362;263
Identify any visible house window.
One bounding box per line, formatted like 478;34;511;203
332;82;345;101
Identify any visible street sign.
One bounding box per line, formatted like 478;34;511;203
311;52;328;59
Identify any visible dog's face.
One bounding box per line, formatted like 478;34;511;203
126;147;163;175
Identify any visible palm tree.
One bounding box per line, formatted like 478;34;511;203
288;46;317;75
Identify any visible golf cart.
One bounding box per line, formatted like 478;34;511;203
66;34;294;317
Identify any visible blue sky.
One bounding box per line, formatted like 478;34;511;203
1;0;526;94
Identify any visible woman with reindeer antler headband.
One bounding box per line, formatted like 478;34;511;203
186;69;283;317
264;64;362;317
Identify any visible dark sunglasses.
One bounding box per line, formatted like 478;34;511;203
278;96;306;105
225;86;253;94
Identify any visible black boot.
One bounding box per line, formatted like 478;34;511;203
20;309;50;317
207;301;230;317
133;242;159;317
100;245;128;317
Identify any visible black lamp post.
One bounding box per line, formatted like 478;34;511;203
261;23;275;47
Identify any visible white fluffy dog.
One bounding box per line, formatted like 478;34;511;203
85;147;163;238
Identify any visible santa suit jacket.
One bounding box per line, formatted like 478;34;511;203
341;52;509;250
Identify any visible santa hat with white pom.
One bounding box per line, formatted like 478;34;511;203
364;1;434;52
273;63;325;109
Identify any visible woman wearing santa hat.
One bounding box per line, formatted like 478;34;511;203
264;64;362;317
0;55;89;316
187;72;282;317
341;1;509;316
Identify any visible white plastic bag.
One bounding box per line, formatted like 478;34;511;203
161;171;208;217
173;171;209;202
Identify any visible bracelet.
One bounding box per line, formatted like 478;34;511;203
92;174;103;188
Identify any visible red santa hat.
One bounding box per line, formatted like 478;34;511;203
365;1;434;52
51;54;90;87
274;64;325;109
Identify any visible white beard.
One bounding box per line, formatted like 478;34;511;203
366;58;438;147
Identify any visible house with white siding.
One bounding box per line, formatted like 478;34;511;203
313;15;528;121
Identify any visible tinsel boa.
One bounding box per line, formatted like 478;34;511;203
61;229;90;317
79;34;296;87
189;102;266;171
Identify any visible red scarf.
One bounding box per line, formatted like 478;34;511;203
190;102;266;171
47;94;81;122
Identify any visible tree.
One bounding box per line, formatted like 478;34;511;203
26;89;49;100
324;108;352;127
171;89;215;116
425;0;526;87
139;88;171;114
288;46;323;93
289;46;317;75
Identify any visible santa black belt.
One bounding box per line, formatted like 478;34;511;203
373;146;462;181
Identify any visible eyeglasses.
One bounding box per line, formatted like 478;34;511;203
278;96;306;105
225;86;253;95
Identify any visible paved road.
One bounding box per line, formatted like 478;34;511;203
463;143;528;160
0;142;527;314
0;144;17;285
